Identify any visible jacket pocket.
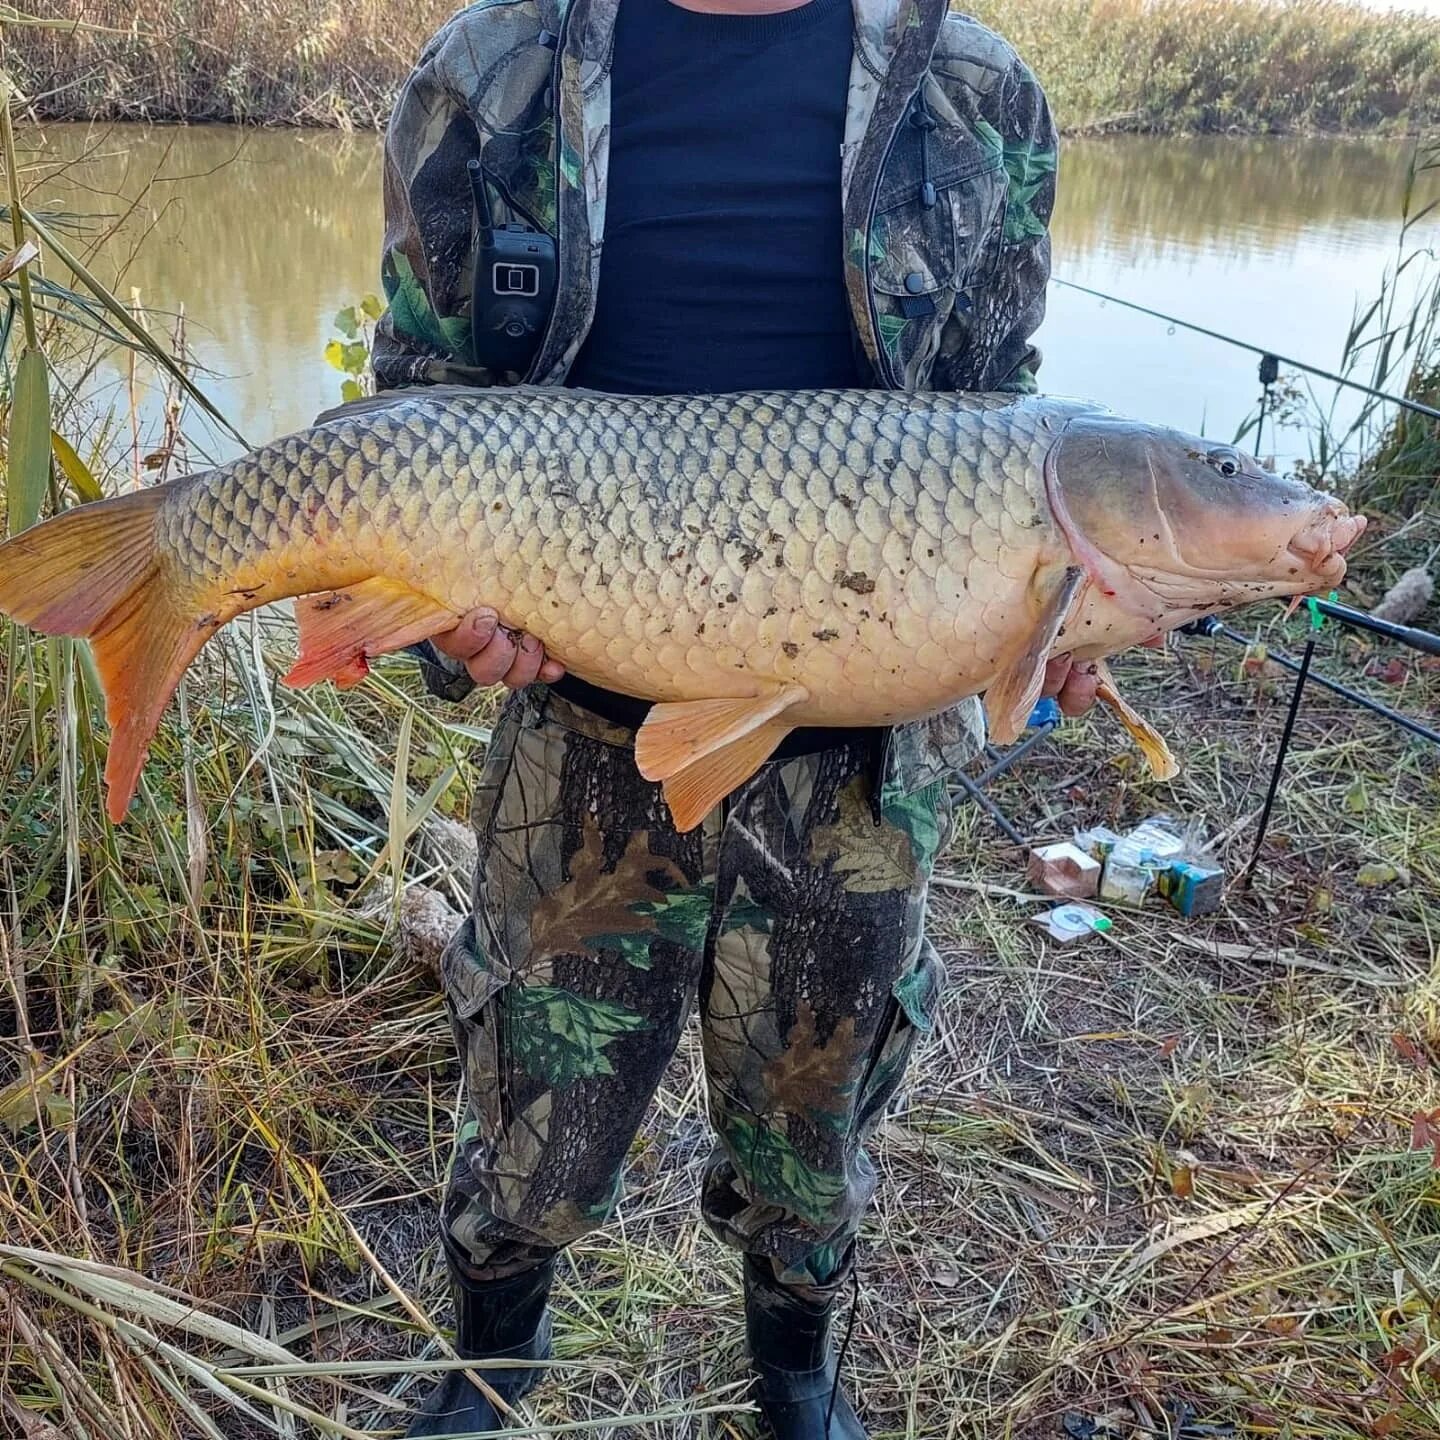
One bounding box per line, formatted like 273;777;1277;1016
871;117;1004;300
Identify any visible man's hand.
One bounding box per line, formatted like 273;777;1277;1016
1041;654;1100;717
1042;636;1165;717
431;609;566;690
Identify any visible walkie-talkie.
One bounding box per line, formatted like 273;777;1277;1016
468;157;557;376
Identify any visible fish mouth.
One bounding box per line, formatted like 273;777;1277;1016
1286;507;1367;586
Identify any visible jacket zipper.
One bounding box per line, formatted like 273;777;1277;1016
524;4;575;384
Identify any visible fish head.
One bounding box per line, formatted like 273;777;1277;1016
1045;415;1366;642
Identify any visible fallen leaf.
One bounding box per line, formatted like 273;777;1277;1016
1392;1033;1428;1068
1378;1340;1418;1371
1410;1109;1440;1168
1365;659;1409;686
1171;1165;1194;1199
1159;1034;1180;1058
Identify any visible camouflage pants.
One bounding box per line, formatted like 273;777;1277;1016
440;687;950;1297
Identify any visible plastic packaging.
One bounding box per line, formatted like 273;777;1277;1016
1074;826;1124;862
1099;837;1157;905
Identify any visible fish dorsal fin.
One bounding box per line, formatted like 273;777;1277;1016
313;382;617;429
661;718;796;832
984;565;1087;744
284;578;461;689
635;685;808;783
312;384;491;427
1092;659;1180;780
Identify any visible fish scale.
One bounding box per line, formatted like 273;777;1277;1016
0;383;1365;830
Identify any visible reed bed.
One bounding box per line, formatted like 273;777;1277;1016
8;0;1440;133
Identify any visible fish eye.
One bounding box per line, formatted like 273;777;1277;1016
1206;447;1242;478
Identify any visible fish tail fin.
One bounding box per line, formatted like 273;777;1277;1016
0;488;217;823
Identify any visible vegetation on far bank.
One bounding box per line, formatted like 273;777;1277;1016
1;63;1438;1440
10;0;1440;134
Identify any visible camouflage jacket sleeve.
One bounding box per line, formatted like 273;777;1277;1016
371;18;499;394
934;48;1056;396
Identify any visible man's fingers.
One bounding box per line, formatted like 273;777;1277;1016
464;627;520;686
432;608;500;661
1040;653;1073;699
538;658;567;684
1058;662;1101;718
501;634;546;690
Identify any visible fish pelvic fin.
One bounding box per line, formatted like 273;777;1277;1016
0;486;215;824
634;684;808;783
661;717;795;833
1093;660;1180;781
285;578;461;689
983;564;1087;744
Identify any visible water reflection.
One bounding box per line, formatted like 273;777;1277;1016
29;124;1439;465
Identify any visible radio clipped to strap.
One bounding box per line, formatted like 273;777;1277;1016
468;158;558;377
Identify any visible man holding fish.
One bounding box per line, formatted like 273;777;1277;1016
380;0;1069;1434
0;0;1364;1435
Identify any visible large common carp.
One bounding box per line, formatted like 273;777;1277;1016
0;386;1363;830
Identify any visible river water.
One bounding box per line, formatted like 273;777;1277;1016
28;124;1439;468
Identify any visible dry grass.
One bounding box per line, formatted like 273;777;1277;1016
9;0;1440;133
3;568;1439;1438
967;0;1440;135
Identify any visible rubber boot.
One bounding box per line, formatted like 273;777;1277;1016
743;1255;867;1440
405;1236;556;1438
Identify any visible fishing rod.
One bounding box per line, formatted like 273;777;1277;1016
1306;595;1440;657
1182;599;1440;881
1183;613;1440;748
1052;278;1440;426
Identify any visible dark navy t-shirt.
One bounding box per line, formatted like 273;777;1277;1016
567;0;862;395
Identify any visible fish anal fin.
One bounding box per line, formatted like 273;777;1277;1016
285;578;461;689
662;718;794;832
1093;660;1180;781
984;565;1087;745
635;684;808;783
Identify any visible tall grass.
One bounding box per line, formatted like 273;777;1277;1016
10;0;1440;133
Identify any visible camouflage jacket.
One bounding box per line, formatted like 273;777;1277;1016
375;0;1058;793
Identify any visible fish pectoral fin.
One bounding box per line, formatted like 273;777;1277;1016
661;718;795;833
634;685;808;783
285;578;461;689
1093;660;1180;781
983;564;1087;745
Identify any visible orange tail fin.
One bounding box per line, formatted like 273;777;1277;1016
0;488;217;823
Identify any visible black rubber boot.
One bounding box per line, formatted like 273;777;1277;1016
405;1237;556;1438
743;1255;867;1440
